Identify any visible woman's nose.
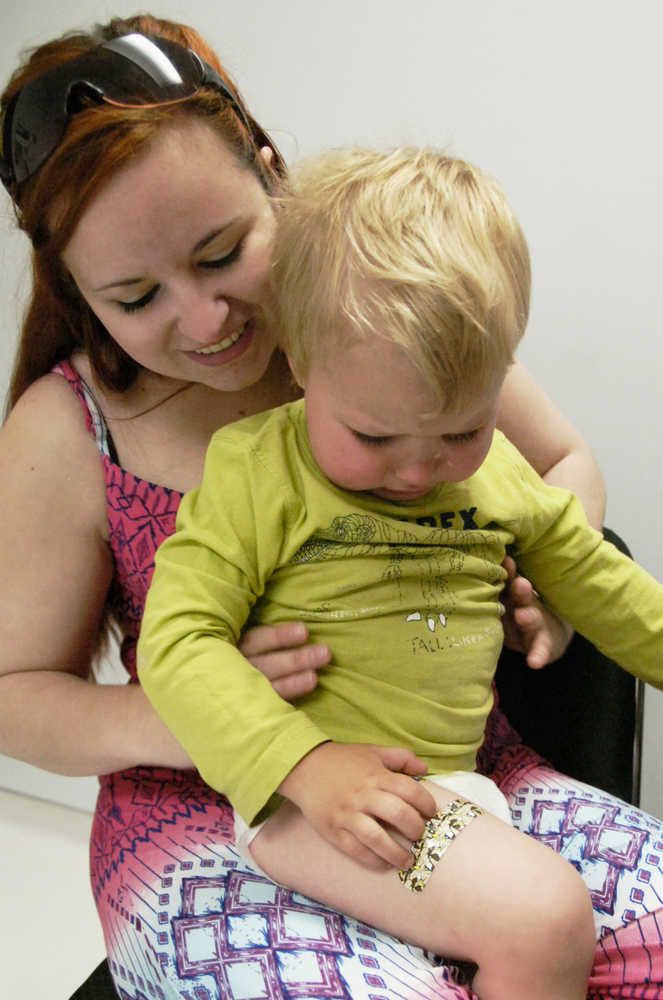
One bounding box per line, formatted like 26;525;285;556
175;289;230;345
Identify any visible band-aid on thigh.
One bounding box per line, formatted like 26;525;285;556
399;798;484;892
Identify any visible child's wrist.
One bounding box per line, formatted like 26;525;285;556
278;740;332;801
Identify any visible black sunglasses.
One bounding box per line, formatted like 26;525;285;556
0;33;254;190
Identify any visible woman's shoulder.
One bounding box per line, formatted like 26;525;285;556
5;366;97;445
1;369;108;535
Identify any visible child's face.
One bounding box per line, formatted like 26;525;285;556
299;336;505;502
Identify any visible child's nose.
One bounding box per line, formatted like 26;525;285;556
395;456;444;488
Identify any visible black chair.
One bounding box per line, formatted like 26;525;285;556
68;527;645;999
68;965;116;1000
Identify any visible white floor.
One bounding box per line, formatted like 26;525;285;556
0;788;106;998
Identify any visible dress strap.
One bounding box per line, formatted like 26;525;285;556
52;360;119;463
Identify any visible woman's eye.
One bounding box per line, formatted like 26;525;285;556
444;429;479;444
118;287;158;313
199;241;243;270
352;430;393;447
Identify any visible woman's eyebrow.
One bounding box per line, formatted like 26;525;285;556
192;218;241;254
93;220;243;292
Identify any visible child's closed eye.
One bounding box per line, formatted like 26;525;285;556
443;430;479;444
351;430;394;447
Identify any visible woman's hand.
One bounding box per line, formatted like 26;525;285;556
238;622;331;700
278;742;436;870
501;556;574;669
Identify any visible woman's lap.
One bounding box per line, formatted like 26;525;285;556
91;766;477;998
91;738;663;1000
488;742;663;996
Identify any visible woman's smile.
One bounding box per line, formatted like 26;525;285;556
183;318;257;365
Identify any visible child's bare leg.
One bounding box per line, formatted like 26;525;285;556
250;782;595;1000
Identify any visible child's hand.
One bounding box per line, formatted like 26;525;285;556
278;742;436;870
501;556;574;669
238;622;331;700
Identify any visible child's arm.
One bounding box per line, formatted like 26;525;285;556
508;454;663;685
137;426;325;821
278;741;436;869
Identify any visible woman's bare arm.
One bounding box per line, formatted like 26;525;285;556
0;376;327;775
0;375;192;774
496;362;607;665
498;362;606;529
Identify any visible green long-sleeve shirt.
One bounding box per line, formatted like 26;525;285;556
139;399;663;823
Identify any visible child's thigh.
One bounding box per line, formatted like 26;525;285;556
250;782;591;963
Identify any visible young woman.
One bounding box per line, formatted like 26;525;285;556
1;13;659;999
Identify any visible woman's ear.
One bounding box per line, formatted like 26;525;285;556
286;354;306;390
259;146;275;168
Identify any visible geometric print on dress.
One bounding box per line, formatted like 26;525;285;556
90;767;229;890
106;462;181;628
92;767;482;1000
530;797;650;915
170;871;479;1000
90;755;663;999
502;764;663;943
52;359;183;661
590;908;663;999
173;871;352;999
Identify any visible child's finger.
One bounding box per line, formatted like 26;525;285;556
334;825;394;870
372;743;429;777
347;812;414;870
388;772;437;820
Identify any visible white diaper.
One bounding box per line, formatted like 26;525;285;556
426;770;512;825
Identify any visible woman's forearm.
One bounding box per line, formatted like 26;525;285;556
0;670;193;775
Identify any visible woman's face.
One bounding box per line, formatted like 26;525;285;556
61;120;278;392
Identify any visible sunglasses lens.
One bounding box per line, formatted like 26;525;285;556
99;35;203;104
3;34;206;186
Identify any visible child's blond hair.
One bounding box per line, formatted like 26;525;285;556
273;147;530;411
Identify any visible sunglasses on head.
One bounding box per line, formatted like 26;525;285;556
0;32;254;190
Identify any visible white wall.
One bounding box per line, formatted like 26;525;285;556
1;0;661;816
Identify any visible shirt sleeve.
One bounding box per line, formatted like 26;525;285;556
138;431;330;824
507;451;663;688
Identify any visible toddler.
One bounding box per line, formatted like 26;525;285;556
139;148;663;999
